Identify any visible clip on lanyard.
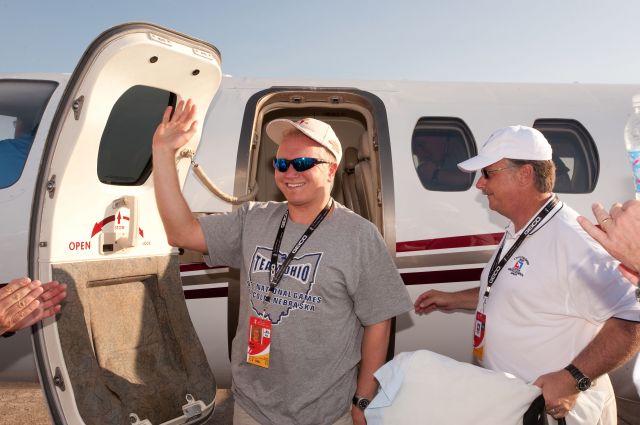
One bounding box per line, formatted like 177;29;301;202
482;195;559;308
263;199;333;312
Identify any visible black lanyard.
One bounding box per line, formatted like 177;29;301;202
264;199;333;307
483;195;560;304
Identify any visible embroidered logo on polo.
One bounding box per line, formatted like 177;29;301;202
248;246;323;324
508;256;530;277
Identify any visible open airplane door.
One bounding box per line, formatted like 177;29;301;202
30;23;222;425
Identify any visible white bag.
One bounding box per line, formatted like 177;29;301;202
365;350;541;425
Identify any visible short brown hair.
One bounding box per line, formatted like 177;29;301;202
507;159;555;193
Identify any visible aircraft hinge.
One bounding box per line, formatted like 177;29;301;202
72;96;84;120
182;393;205;420
53;367;65;391
46;175;56;198
128;413;152;425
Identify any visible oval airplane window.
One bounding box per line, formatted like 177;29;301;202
411;117;477;191
533;119;599;193
0;80;58;189
97;85;176;185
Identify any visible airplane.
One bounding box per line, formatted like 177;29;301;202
1;21;639;424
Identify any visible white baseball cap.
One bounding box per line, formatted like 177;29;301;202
266;118;342;164
458;125;552;171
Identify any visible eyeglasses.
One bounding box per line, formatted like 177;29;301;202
481;165;517;179
273;157;332;172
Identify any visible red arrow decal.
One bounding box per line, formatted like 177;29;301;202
90;215;143;239
91;215;116;238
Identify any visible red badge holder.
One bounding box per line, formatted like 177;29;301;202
247;315;272;368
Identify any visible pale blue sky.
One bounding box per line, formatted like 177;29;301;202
1;0;639;83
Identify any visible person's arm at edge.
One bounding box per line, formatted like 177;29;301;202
534;317;640;416
578;200;640;284
152;99;207;253
351;319;391;425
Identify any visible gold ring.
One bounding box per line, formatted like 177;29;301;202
602;217;612;224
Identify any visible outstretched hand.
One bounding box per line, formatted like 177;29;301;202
152;99;198;155
414;290;455;315
11;280;66;332
0;278;67;335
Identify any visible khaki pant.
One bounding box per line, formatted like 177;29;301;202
233;402;353;425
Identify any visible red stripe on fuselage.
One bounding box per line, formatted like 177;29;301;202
401;268;483;285
184;287;228;299
179;263;226;272
396;232;503;252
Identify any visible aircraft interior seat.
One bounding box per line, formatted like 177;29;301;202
549;137;587;193
331;159;345;206
355;132;379;228
52;256;216;425
569;153;589;193
341;146;361;215
552;153;572;193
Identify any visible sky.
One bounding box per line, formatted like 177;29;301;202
1;0;640;84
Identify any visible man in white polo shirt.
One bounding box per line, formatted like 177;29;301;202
414;125;640;424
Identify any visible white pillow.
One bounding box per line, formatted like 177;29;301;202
365;350;541;425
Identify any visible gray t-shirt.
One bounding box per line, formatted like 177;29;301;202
199;201;412;425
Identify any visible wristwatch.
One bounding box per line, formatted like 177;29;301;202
352;395;371;411
564;364;592;391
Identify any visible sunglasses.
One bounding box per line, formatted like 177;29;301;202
481;165;517;179
273;157;332;172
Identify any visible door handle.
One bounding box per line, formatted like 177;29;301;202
113;195;138;248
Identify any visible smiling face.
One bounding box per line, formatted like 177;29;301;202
274;132;337;217
475;159;521;218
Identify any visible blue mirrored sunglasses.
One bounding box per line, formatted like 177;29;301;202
273;157;331;172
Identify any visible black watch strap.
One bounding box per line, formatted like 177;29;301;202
564;363;592;391
1;331;16;338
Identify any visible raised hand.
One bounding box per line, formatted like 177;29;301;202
577;200;640;283
152;99;198;155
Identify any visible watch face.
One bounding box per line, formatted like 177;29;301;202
577;377;591;391
358;399;370;410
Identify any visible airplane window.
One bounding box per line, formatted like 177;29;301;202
98;85;176;185
0;80;57;189
533;119;599;193
411;117;477;191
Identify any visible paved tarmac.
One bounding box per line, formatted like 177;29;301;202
0;383;234;425
1;382;638;424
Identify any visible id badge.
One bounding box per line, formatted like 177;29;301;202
247;315;272;368
472;311;486;361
